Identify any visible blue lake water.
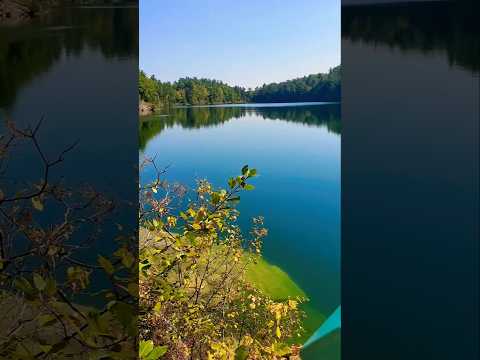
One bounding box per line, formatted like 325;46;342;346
139;103;341;358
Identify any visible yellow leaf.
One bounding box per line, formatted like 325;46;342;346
31;197;44;211
98;255;115;274
276;326;281;338
192;223;202;230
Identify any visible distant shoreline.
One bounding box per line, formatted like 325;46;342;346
177;101;340;108
139;101;341;117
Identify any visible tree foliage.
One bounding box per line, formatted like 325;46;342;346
139;72;249;106
250;66;341;103
139;160;304;359
139;66;341;107
0;118;138;358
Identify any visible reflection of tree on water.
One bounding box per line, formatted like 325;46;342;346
342;1;479;73
253;106;341;133
0;6;138;109
139;105;341;150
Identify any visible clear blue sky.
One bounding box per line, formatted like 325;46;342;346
140;0;340;89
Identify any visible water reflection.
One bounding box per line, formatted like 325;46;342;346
0;5;138;293
139;104;341;150
0;6;138;109
342;1;479;72
341;2;478;359
140;103;341;350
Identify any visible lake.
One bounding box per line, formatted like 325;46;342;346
139;102;341;358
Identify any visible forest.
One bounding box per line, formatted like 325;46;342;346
139;65;341;107
139;72;249;106
251;66;341;103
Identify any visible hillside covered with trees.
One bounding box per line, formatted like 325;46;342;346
251;66;341;103
139;65;341;109
139;71;249;107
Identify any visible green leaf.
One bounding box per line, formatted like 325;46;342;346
38;314;57;327
211;192;221;204
98;256;115;275
153;302;162;313
244;184;255;191
248;168;257;177
273;342;291;356
139;260;151;272
120;249;135;269
139;340;154;358
128;282;139;297
33;273;46;291
110;301;135;335
147;346;168;359
152;219;164;229
228;177;236;189
235;345;249;360
39;344;52;354
241;165;249;175
44;277;57;296
14;277;34;295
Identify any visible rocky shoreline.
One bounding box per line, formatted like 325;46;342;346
139;99;155;116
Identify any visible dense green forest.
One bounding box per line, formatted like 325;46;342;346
139;65;341;107
139;71;249;106
251;66;341;103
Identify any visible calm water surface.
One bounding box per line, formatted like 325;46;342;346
0;5;138;295
140;103;341;357
342;2;478;359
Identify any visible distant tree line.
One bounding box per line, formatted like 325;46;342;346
139;65;341;107
139;71;249;106
251;65;340;103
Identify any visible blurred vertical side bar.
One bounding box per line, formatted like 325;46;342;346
0;0;139;357
341;1;479;359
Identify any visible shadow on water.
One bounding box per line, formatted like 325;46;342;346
139;104;341;151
